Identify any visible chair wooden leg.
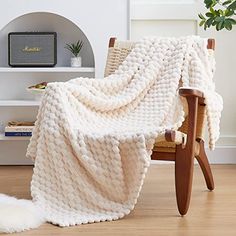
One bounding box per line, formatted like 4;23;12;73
175;96;198;216
195;139;214;190
175;144;195;216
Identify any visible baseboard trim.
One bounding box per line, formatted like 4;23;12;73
216;135;236;146
206;146;236;164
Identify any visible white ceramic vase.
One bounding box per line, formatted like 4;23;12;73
71;56;82;67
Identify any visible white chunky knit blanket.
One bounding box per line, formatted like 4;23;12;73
0;36;223;233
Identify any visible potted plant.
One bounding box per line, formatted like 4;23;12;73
65;40;83;67
199;0;236;31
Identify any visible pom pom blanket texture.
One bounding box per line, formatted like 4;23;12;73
0;36;223;233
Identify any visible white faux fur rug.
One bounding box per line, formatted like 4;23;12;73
0;194;45;233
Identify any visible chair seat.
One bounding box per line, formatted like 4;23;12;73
153;130;187;153
154;141;176;150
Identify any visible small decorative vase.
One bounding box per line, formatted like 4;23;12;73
71;57;82;67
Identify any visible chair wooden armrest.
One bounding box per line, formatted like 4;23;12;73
179;87;205;105
157;88;205;148
179;87;204;98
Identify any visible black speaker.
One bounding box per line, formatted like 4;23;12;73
8;32;57;67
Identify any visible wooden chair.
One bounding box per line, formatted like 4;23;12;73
104;37;216;215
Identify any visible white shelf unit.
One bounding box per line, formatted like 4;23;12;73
0;13;96;163
0;12;99;165
0;67;95;73
0;133;31;141
0;0;129;165
0;100;40;107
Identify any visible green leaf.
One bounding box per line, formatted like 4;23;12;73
210;6;215;14
225;9;234;16
219;9;224;16
215;16;223;22
228;1;236;10
198;13;206;19
220;21;225;30
206;12;214;17
214;10;220;16
204;0;214;8
223;0;233;5
216;20;224;31
212;20;218;26
206;17;214;27
224;19;233;30
199;20;206;26
228;18;236;24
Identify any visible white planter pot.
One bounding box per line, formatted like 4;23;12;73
71;57;82;67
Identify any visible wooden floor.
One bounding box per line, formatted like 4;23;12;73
0;164;236;236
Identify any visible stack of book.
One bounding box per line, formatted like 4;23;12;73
5;121;34;137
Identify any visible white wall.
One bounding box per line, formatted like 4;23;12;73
131;0;236;163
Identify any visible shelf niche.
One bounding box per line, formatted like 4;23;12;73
0;12;95;68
